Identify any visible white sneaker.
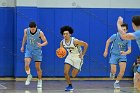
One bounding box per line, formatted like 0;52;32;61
25;74;32;85
37;88;42;93
25;90;31;93
37;80;42;88
114;83;120;89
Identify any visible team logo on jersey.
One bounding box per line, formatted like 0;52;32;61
30;37;35;45
118;43;126;51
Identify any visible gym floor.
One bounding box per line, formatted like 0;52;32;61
0;80;139;93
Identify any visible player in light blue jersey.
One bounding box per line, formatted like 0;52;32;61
117;16;140;90
104;23;131;89
21;22;48;88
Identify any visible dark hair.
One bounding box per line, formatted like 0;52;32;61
132;16;140;26
29;21;36;28
60;26;74;35
121;23;128;30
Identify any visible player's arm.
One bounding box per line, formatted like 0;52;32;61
121;47;131;55
21;29;27;47
74;39;88;56
38;31;48;47
21;29;27;52
126;47;131;54
120;40;131;55
60;41;63;48
117;16;135;40
56;41;63;53
103;38;111;57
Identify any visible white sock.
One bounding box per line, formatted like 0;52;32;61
111;72;115;75
134;73;136;79
26;69;31;75
115;80;119;83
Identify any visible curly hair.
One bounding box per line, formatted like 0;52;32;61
60;26;74;35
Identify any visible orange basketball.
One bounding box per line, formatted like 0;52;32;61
56;47;67;58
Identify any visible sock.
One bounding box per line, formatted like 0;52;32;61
26;69;31;75
69;84;72;87
115;80;119;83
110;72;115;75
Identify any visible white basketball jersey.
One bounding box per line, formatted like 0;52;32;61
62;37;82;56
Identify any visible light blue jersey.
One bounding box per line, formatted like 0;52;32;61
26;28;41;50
133;30;140;49
133;30;140;73
110;32;131;55
25;28;42;61
109;32;131;64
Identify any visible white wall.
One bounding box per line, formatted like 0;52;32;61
16;0;37;7
11;0;140;8
37;0;140;8
0;0;15;7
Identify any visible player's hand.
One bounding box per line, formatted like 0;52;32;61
79;54;84;59
103;51;108;57
117;16;123;25
37;42;42;47
120;51;127;55
56;48;59;53
20;47;24;52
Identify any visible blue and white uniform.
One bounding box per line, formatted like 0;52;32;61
62;37;83;70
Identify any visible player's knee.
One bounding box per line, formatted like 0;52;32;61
64;71;69;76
24;58;30;63
35;66;41;71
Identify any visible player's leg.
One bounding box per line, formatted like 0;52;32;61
35;62;42;88
35;62;42;80
34;49;43;88
24;58;32;85
114;62;126;89
110;64;117;79
72;68;79;78
133;66;137;88
109;54;117;80
136;66;140;90
25;58;31;75
71;58;83;78
24;49;32;85
64;63;73;91
117;62;126;80
114;55;127;89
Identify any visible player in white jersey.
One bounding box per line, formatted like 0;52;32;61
59;26;88;91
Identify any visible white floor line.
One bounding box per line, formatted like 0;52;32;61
0;83;7;89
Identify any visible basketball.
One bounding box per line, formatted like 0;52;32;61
56;47;67;58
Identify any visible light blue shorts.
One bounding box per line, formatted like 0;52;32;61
25;48;42;62
109;54;127;65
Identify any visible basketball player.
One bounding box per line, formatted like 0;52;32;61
21;22;48;88
132;56;140;88
117;16;140;90
103;23;131;88
58;26;88;91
